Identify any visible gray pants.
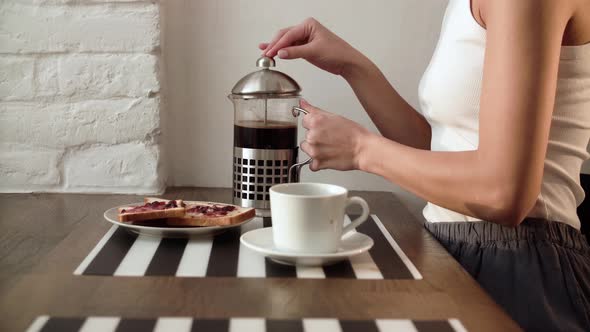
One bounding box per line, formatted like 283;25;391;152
425;219;590;331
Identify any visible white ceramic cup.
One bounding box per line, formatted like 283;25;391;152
269;182;370;253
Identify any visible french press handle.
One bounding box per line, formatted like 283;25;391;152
289;106;312;182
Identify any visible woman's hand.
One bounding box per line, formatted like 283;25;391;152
260;18;366;77
298;100;371;171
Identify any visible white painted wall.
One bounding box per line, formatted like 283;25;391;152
0;0;163;193
162;0;450;190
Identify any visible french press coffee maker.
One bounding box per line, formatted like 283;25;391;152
228;56;311;216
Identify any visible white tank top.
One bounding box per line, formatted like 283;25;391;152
418;0;590;229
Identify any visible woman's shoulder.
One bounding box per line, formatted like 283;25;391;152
474;0;590;47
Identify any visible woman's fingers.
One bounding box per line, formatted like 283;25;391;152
265;24;309;57
304;130;314;144
258;42;269;51
277;44;313;59
300;141;321;171
309;159;321;172
300;141;312;160
263;27;292;54
300;98;317;110
301;100;321;130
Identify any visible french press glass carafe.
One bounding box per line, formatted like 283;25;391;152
228;56;310;216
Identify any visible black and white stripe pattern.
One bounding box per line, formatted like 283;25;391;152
26;316;467;332
75;215;422;280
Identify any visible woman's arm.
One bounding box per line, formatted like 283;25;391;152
301;0;572;226
261;18;431;149
343;57;432;150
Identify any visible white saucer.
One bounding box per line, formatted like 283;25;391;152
104;203;253;238
240;227;374;266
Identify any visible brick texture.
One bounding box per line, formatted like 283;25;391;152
64;142;161;192
0;0;163;194
0;57;34;100
0;144;62;188
0;2;159;53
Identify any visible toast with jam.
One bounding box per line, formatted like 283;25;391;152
117;197;255;226
118;199;186;222
167;200;255;226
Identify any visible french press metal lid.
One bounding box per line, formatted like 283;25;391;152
230;56;301;99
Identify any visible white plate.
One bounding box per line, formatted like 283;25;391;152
240;227;374;266
103;203;253;238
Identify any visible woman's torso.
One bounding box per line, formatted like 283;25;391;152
418;0;590;229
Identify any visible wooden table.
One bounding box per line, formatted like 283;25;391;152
0;188;521;331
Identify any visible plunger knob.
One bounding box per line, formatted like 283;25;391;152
256;56;276;69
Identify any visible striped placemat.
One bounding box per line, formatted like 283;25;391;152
75;215;421;280
27;316;467;332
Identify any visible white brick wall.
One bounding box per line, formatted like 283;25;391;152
0;0;163;193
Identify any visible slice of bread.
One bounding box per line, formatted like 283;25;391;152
166;201;255;227
118;199;186;222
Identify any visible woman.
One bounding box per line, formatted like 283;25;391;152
260;0;590;330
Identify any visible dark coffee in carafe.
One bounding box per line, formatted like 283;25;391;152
234;120;297;150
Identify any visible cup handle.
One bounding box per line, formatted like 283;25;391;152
342;196;370;236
